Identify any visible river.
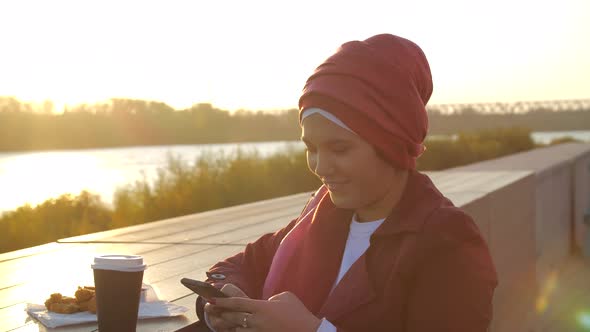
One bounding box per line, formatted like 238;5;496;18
0;141;304;214
1;131;589;214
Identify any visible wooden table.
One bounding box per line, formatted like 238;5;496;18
0;192;311;332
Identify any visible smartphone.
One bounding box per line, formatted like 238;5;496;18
180;278;228;299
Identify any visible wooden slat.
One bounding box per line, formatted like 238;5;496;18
134;205;303;245
0;243;76;264
0;303;30;332
58;192;310;244
0;243;163;297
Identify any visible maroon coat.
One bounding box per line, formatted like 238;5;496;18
204;171;498;331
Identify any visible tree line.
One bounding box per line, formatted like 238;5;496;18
428;106;590;135
0;96;589;152
0;97;300;151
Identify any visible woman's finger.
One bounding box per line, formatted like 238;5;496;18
219;311;256;330
204;302;225;315
208;314;238;330
213;296;264;313
220;283;248;297
205;302;240;330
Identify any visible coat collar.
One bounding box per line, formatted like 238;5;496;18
316;171;449;321
372;170;447;237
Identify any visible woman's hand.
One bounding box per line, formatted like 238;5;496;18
212;291;322;332
204;283;250;332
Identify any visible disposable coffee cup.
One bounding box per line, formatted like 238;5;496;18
92;255;147;332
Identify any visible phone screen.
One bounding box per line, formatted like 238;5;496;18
180;278;228;299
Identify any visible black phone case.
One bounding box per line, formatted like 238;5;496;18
180;278;228;299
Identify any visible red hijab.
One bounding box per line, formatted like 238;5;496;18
299;34;433;169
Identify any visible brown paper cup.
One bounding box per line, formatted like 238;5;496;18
92;255;147;332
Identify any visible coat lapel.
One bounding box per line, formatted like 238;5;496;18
316;171;451;321
317;253;376;321
373;170;449;237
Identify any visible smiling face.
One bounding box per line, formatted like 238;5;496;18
301;113;408;221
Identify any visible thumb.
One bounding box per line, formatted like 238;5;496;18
220;283;249;298
268;291;297;302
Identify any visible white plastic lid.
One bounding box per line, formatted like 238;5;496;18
91;254;147;272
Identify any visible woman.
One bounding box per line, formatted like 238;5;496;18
196;34;498;331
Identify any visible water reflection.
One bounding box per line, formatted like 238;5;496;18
0;151;127;213
0;141;305;214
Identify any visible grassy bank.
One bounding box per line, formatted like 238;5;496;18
0;127;575;253
1;147;319;253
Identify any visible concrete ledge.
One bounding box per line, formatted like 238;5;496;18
448;143;590;332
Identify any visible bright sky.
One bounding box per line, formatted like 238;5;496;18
1;0;589;113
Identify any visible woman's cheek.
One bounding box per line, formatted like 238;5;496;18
306;153;317;174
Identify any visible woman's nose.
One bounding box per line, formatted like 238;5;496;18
313;152;334;177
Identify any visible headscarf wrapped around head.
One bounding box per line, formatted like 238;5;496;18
299;34;432;169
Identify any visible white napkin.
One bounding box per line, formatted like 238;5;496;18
26;301;189;328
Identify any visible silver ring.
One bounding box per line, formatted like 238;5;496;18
241;314;249;328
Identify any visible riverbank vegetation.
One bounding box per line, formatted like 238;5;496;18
1;127;577;253
1;96;589;152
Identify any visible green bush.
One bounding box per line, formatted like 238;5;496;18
0;191;111;253
417;127;535;170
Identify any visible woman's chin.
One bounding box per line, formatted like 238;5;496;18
328;192;356;209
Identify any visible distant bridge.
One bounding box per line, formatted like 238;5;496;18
428;98;590;114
